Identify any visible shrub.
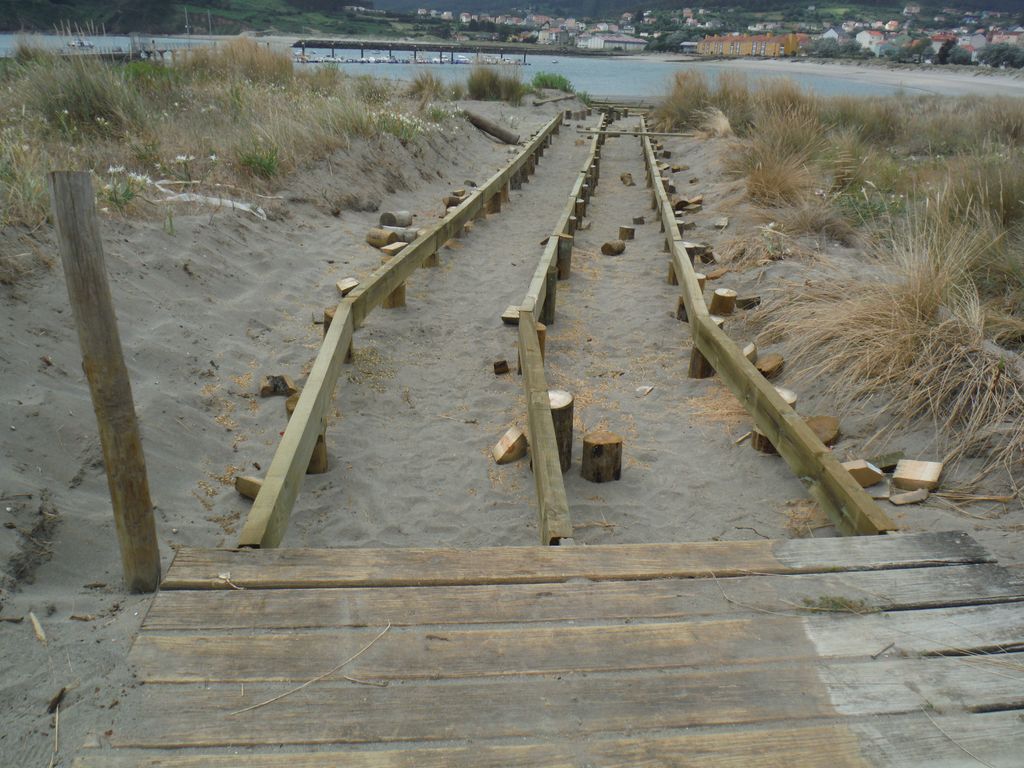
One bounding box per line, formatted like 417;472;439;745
466;65;526;105
236;142;280;179
408;71;446;101
17;56;144;137
531;71;574;93
652;70;711;130
179;37;293;85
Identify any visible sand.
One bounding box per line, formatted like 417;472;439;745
2;92;1022;762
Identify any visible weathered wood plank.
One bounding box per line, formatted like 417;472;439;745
518;308;573;543
106;657;1024;747
639;120;893;536
142;563;1024;631
72;711;1024;768
161;532;990;589
129;602;1024;683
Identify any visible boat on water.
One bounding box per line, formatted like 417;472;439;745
67;38;95;49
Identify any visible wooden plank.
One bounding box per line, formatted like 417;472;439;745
162;532;991;589
142;564;1024;631
106;657;1024;747
518;308;572;543
129;602;1024;683
74;711;1024;768
237;303;354;548
48;171;161;592
638;120;893;536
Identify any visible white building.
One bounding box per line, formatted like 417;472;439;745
855;29;885;55
578;34;646;51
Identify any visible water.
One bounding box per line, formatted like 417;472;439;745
0;33;918;98
291;47;921;98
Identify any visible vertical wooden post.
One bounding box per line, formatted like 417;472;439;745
48;171;160;593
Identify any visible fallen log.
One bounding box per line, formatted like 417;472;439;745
465;111;520;145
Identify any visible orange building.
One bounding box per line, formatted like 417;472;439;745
696;33;808;57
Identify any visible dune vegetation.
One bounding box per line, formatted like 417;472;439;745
655;70;1024;477
0;39;460;236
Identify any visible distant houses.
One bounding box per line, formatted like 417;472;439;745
695;33;809;57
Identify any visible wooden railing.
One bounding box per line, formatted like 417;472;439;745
515;111;606;544
237;113;564;548
638;117;894;536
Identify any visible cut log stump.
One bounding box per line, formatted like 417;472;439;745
581;431;622;483
618;226;635;241
709;288;737;315
379;210;412;227
493;359;510;375
620;172;635;187
492;426;528;465
601;240;626;256
805;415;841;447
366;227;398;248
755;352;784;379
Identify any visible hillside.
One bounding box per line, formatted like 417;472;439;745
2;0;1021;35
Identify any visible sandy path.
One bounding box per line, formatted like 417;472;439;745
286;113;602;548
547;121;809;544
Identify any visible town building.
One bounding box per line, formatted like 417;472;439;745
696;33;807;57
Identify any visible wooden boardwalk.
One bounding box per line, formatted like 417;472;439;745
77;531;1024;766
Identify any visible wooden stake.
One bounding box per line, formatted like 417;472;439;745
709;288;737;316
618;225;635;241
486;194;501;214
556;235;573;280
581;431;623;482
48;171;160;593
667;260;678;285
752;387;798;454
422;251;439;268
548;390;574;473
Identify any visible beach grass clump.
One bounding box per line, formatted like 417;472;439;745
466;65;527;105
0;38;444;234
16;55;145;138
531;71;574;93
723;107;826;205
178;37;293;85
758;213;1024;473
652;70;712;130
408;71;446;101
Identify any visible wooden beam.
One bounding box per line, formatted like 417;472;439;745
577;130;695;138
638;119;894;536
237;303;354;548
518;309;573;544
48;171;161;593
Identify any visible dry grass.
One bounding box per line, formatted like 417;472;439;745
0;38;458;249
698;108;733;139
757;216;1024;475
716;225;817;268
759;198;857;246
466;65;527;105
